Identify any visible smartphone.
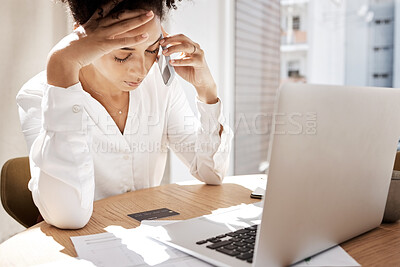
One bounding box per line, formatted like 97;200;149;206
158;33;175;86
250;187;265;199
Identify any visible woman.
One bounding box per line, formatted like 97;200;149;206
16;0;233;229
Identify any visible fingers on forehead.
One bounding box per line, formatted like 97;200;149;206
111;25;147;39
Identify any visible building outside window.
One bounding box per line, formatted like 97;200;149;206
280;0;400;149
280;0;399;88
287;60;301;77
293;16;301;30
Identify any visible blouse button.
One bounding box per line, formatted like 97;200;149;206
72;105;81;113
123;155;130;160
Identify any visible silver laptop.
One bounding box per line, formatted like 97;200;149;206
155;83;400;266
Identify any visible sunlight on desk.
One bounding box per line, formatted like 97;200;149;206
203;203;262;230
36;258;94;266
105;225;173;266
177;174;267;191
1;227;69;264
18;227;64;252
154;203;263;247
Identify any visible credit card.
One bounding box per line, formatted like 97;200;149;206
128;208;180;222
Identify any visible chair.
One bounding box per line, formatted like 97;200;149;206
394;151;400;171
1;157;40;228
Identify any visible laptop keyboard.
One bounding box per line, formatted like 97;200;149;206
196;225;258;263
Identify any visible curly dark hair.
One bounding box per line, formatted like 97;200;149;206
60;0;182;25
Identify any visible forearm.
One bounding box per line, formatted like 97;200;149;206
168;81;233;185
47;52;81;88
29;126;95;229
33;169;93;229
27;82;94;229
196;83;218;105
192;95;234;183
17;73;94;229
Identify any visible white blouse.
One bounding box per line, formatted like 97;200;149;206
16;64;233;229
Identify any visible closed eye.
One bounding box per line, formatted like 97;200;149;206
114;53;132;63
146;47;159;54
114;46;159;63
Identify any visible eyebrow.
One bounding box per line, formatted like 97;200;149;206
120;34;162;51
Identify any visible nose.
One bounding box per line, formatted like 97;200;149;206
128;54;147;80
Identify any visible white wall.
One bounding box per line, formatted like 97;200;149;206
307;0;346;85
165;0;235;183
0;0;70;243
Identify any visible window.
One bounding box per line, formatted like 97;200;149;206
235;0;280;175
375;18;392;25
373;73;390;79
293;16;300;30
373;46;392;52
280;0;398;88
288;61;300;78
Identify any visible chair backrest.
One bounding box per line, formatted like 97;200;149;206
1;157;39;228
394;151;400;171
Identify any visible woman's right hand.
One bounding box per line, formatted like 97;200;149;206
47;0;154;88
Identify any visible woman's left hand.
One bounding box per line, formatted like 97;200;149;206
160;34;218;104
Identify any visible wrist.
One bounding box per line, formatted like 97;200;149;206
196;83;218;104
47;52;81;88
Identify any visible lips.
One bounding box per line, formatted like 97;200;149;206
124;81;141;87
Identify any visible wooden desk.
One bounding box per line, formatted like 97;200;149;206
0;175;399;266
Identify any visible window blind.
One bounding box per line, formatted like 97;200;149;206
234;0;281;174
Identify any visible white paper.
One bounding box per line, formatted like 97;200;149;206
71;221;211;267
292;246;360;266
72;220;359;267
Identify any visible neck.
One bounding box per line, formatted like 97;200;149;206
79;65;126;98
